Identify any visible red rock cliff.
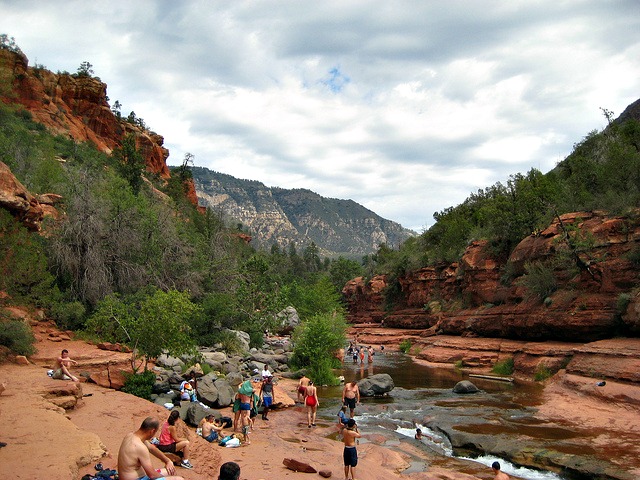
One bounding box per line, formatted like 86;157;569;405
344;211;640;342
0;48;171;179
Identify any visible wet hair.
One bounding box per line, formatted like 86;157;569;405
416;428;422;433
219;461;241;480
492;461;501;471
347;418;356;428
61;349;69;354
140;417;159;431
167;410;180;425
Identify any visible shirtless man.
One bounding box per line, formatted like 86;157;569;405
200;415;224;443
53;349;79;382
492;461;509;480
342;419;361;480
342;381;360;418
117;416;183;480
297;375;310;403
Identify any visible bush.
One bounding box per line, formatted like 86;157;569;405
122;370;156;400
0;319;36;356
534;363;553;381
50;300;86;331
491;357;514;375
516;261;557;301
291;312;346;385
399;339;412;353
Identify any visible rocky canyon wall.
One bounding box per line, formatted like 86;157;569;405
344;210;640;343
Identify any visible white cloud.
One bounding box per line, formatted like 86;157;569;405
1;0;639;232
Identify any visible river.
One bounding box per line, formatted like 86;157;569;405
312;351;582;480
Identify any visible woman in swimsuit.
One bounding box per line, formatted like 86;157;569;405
304;381;319;428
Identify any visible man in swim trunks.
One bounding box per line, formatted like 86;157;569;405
52;349;79;382
117;416;184;480
297;374;310;403
342;381;360;418
200;415;224;443
342;418;361;480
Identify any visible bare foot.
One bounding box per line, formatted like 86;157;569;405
0;382;5;395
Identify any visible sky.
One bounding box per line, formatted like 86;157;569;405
2;1;639;232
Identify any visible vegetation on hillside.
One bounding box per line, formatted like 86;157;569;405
368;111;640;298
0;84;359;369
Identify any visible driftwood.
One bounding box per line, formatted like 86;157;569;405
469;374;514;382
283;458;317;473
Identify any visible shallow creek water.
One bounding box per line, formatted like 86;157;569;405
313;351;576;480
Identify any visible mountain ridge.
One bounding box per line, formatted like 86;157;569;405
190;166;416;257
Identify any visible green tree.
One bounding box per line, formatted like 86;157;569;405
291;312;347;385
86;289;200;370
113;134;145;194
329;257;364;292
76;61;94;77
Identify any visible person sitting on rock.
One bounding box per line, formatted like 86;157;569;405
179;378;197;402
157;410;193;469
52;349;79;382
117;416;183;480
337;405;349;428
199;415;225;443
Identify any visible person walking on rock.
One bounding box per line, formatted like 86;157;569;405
260;375;275;421
342;418;361;480
304;381;319;427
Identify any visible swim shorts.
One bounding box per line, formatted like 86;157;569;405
139;476;165;480
298;385;306;394
204;431;219;443
344;397;356;409
239;402;251;410
157;442;177;453
263;395;273;407
343;446;358;466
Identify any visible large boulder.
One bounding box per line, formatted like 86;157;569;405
225;372;243;387
213;378;235;407
358;374;394;396
225;329;250;351
200;351;228;364
185;402;219;427
453;380;479;394
196;373;220;407
276;306;300;334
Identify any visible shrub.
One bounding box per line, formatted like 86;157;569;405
122;370;156;400
290;312;346;385
516;261;557;301
616;293;631;316
218;330;243;354
399;339;412;353
0;319;36;356
491;357;514;375
534;363;553;381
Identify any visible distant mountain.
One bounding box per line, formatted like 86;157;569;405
191;166;416;257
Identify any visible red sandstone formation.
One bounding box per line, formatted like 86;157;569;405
0;160;55;230
1;48;171;178
344;211;640;343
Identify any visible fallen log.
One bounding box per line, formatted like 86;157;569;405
468;374;514;382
